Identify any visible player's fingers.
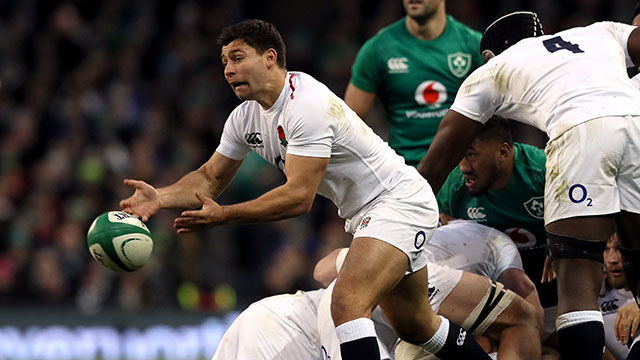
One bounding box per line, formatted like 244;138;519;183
123;179;142;188
631;316;640;337
180;210;201;218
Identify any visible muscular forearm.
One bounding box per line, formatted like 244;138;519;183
220;183;314;224
158;168;222;209
418;111;482;193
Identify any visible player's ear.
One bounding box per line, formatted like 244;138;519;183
498;142;511;161
264;48;278;69
482;49;496;63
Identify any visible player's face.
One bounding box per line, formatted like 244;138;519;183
403;0;443;21
221;39;268;101
459;139;501;196
604;234;627;290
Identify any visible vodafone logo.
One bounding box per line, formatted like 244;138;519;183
504;228;537;248
415;81;447;107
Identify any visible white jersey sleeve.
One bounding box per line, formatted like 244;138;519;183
632;73;640;89
450;66;501;124
599;21;638;68
285;96;333;158
215;106;252;161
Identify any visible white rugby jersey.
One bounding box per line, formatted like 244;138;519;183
426;220;523;281
452;22;640;141
599;285;639;360
216;72;419;219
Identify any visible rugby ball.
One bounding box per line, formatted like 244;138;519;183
87;211;153;272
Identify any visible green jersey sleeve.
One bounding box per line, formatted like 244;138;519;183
436;166;463;215
350;37;382;93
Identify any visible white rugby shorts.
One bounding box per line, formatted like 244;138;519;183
345;176;439;273
426;262;463;313
544;116;640;225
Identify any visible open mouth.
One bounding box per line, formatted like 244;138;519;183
609;269;623;277
464;176;476;187
231;81;248;90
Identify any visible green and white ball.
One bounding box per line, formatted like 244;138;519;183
87;211;153;272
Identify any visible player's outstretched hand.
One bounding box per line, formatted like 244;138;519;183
615;302;640;345
173;192;224;233
120;179;161;222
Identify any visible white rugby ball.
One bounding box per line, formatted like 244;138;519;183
87;211;153;272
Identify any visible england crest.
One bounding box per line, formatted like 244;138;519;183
447;52;472;78
523;196;544;219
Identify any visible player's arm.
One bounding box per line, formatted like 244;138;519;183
161;151;244;207
120;151;244;221
314;248;348;286
174;154;328;232
417;110;483;194
344;83;376;119
498;268;544;315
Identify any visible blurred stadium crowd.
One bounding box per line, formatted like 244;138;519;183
0;0;636;316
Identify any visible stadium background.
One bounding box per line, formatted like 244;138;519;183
0;0;635;358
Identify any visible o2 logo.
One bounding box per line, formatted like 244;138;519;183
414;231;426;249
569;184;592;207
321;345;332;360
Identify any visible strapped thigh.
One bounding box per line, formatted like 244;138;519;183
461;282;516;336
546;232;607;262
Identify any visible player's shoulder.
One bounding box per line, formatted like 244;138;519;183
360;18;406;50
445;14;482;40
514;143;545;166
227;100;258;123
513;142;546;187
285;72;341;118
287;72;332;106
439;166;467;193
371;18;406;39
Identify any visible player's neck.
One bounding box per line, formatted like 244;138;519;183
406;9;446;41
257;69;287;110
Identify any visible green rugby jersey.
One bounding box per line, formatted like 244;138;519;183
437;143;557;307
350;15;482;167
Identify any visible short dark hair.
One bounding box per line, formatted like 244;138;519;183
217;19;286;68
480;11;543;56
476;116;513;146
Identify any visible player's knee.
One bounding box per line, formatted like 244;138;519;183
330;286;371;324
511;296;544;335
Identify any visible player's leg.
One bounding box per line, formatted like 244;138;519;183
332;237;491;359
330;236;408;359
373;260;492;359
546;215;613;360
543;118;627;360
437;271;541;359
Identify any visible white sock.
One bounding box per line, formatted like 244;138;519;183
556;310;603;331
335;317;377;344
419;315;449;354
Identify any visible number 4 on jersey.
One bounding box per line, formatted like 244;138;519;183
543;36;584;54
